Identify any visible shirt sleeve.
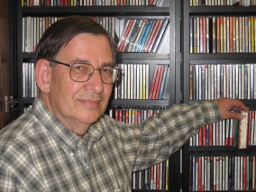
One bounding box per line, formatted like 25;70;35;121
112;100;222;171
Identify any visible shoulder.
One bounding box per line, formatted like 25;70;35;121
0;110;43;160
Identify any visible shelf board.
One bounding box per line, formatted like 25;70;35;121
23;52;170;61
24;98;170;107
189;100;256;109
187;53;256;64
188;53;256;60
189;146;256;152
22;52;35;60
22;6;170;16
119;53;170;60
133;190;168;192
109;99;170;107
189;6;256;15
23;97;35;104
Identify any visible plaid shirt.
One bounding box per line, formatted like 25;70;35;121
0;97;221;192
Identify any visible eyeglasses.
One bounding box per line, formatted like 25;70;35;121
48;59;120;84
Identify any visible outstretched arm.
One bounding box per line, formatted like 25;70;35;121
216;97;249;120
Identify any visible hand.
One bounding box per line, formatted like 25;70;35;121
216;98;249;120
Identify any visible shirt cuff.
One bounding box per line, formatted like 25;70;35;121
196;100;222;126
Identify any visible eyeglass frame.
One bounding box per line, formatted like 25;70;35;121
47;59;121;84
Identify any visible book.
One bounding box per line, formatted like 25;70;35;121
247;110;252;146
238;111;249;149
134;20;151;52
151;17;170;53
212;17;216;53
156;163;161;189
199;17;205;53
141;19;156;52
22;63;27;97
126;19;142;52
121;19;136;52
144;19;162;52
137;20;154;52
250;110;255;145
149;65;159;99
196;17;200;53
189;17;193;53
117;19;133;52
189;65;193;100
34;0;40;6
131;19;147;52
154;65;165;99
229;16;234;52
158;64;169;99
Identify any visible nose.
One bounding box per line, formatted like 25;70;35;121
86;69;104;93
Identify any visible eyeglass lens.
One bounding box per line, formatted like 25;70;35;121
70;64;118;84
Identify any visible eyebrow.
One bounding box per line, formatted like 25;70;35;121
72;58;115;67
101;62;116;67
72;58;90;64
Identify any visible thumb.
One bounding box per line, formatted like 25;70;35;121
224;110;244;120
216;98;249;120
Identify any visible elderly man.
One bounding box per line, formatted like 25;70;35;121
0;15;249;191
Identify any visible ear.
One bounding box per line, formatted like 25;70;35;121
35;59;52;94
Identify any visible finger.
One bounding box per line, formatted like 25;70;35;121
228;111;244;120
231;100;250;112
230;106;249;112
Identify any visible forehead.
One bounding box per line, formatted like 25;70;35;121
59;33;114;63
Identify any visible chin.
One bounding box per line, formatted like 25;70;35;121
80;113;101;123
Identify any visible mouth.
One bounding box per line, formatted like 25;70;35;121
78;99;101;108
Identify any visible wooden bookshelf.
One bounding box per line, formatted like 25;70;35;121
182;0;256;191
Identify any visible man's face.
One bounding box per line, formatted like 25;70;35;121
43;33;114;137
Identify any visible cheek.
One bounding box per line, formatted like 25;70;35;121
100;85;113;111
104;85;113;100
50;71;78;100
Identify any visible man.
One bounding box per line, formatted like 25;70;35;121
0;15;249;191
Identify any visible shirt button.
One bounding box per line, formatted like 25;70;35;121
70;152;74;157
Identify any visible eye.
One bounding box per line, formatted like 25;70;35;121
73;64;85;70
72;64;93;73
101;67;113;74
